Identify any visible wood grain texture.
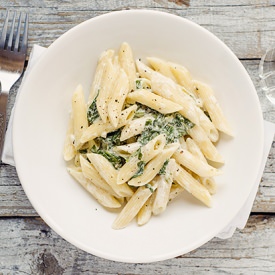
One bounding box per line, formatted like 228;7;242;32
0;215;274;274
0;1;274;58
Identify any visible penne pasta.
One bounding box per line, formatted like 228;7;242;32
96;56;119;123
81;104;137;143
200;177;217;195
168;183;185;201
79;155;118;197
136;60;200;125
118;42;137;91
147;57;196;99
185;137;206;162
173;147;222;177
194;80;233;136
68;167;121;209
120;116;153;142
112;182;157;229
173;162;212;207
127;143;179;187
71;84;88;150
152;159;175;215
137;196;154;226
64;43;232;229
63;115;76;161
113;142;141;156
117;134;166;185
108;68;130;127
88;49;114;105
188;125;224;163
87;153;134;198
127;89;183;114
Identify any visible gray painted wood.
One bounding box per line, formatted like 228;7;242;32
0;215;274;274
0;0;274;273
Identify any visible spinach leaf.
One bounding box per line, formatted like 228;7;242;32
158;159;169;175
131;161;145;179
87;92;99;125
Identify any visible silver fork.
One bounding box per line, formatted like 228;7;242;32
0;10;28;159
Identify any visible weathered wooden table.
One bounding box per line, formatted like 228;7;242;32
0;1;274;274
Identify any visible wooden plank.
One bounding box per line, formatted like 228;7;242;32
0;1;274;58
0;215;274;273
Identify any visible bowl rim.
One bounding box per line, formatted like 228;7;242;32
13;9;264;263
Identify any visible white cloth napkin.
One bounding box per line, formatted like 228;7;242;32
2;45;46;166
2;45;275;239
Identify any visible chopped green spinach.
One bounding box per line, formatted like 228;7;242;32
136;105;194;145
158;159;169;175
91;129;126;169
131;161;145;179
87;91;100;125
145;183;154;193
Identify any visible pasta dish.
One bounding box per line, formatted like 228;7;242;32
63;42;233;229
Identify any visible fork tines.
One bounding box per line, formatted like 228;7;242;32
0;10;28;53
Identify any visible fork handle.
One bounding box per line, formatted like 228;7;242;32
0;91;9;161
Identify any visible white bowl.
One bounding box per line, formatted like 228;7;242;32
13;10;264;263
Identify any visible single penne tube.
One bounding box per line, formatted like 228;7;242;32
188;125;224;163
80;104;137;143
127;143;179;187
173;147;222;177
108;68;130;127
152;159;175;215
173;162;212;207
79;155;118;197
72;84;88;150
136;59;155;80
112;182;157;229
196;107;219;142
147;57;177;82
118;42;137;91
74;153;81;167
168;61;195;93
117;134;166;185
185;137;207;163
87;153;134;198
137;195;153;226
113;142;141;156
120;116;153;141
88;49;114;105
96;57;119;123
194;80;233;136
200;176;217;195
168;183;185;201
67;168;121;208
63;115;76;161
127;89;183;114
179;137;187;149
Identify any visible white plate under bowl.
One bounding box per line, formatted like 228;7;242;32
13;10;264;263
